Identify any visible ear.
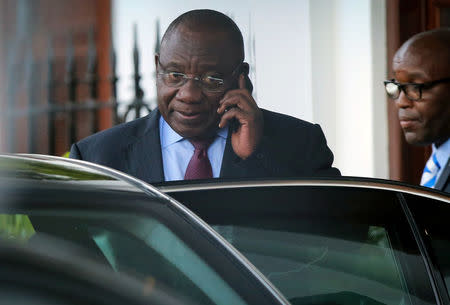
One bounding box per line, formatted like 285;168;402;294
241;62;250;75
154;53;160;70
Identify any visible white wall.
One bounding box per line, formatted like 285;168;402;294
310;0;337;156
310;0;388;178
113;0;389;178
370;0;389;179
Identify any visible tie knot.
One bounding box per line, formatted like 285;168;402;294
189;138;214;151
185;137;214;180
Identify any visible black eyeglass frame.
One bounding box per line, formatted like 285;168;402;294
384;77;450;101
156;59;243;93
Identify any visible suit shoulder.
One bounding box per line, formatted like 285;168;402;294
261;108;316;130
258;109;339;176
76;115;153;149
260;108;328;149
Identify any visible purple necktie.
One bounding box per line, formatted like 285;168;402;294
184;139;213;180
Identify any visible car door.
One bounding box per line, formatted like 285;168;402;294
161;181;450;305
403;192;450;303
0;155;289;305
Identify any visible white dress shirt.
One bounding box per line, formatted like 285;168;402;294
159;117;228;181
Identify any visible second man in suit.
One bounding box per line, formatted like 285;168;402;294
385;28;450;192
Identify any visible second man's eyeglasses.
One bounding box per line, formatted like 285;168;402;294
384;77;450;101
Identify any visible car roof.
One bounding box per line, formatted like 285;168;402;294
0;153;170;200
154;176;449;203
5;153;446;203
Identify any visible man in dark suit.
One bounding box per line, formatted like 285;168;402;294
384;28;450;192
70;9;339;183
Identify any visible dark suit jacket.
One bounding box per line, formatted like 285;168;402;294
435;158;450;193
69;108;340;183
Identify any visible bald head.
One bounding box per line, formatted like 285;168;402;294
395;28;450;76
401;28;450;50
160;9;244;62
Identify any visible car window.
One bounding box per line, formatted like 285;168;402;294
1;211;247;305
168;185;437;305
0;180;278;305
403;193;450;297
0;239;191;305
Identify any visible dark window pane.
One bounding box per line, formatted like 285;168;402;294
0;180;278;305
173;186;437;305
0;211;245;305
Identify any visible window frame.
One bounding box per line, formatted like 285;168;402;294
400;192;450;305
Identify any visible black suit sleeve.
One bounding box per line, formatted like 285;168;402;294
435;158;450;193
236;117;340;178
69;143;83;160
304;124;340;177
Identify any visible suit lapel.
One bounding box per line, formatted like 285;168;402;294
435;158;450;191
219;129;268;179
219;132;243;178
125;110;164;183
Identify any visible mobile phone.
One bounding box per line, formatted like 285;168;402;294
229;115;240;133
226;71;253;133
244;74;253;94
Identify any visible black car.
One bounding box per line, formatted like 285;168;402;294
2;154;449;305
157;178;450;305
0;154;289;305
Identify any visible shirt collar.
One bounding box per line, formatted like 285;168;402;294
432;138;450;168
217;123;229;140
160;116;228;148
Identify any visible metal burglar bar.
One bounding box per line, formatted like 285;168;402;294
86;27;99;135
123;24;152;121
109;31;120;126
65;32;78;148
47;37;56;156
5;25;155;156
26;49;38;153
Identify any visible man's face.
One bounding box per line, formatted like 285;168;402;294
392;45;450;145
155;26;241;139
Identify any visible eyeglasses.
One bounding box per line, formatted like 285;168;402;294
384;77;450;101
157;61;242;93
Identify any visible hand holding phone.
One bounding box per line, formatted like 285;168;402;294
217;73;263;159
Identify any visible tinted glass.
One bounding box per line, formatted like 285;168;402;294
404;193;450;297
0;242;178;305
1;212;244;305
0;179;277;305
169;185;437;305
